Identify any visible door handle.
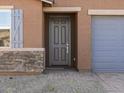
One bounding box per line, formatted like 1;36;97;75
66;43;69;54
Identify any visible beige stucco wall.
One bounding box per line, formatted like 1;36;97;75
0;0;43;48
52;0;124;71
1;0;124;71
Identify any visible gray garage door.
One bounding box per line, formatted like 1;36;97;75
92;16;124;72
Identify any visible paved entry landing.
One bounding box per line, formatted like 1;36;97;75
0;71;124;93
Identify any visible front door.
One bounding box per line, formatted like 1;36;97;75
49;16;71;66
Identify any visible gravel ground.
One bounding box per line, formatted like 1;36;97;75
0;70;106;93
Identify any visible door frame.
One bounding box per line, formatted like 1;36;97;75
44;13;77;68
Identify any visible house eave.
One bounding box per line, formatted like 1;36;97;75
41;0;53;5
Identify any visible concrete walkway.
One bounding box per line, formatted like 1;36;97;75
96;73;124;93
0;70;123;93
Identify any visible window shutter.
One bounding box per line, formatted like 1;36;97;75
11;9;23;48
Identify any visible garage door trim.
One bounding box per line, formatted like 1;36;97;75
88;9;124;15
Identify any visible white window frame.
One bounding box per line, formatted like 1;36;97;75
0;6;13;48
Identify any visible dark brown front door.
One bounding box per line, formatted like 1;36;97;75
49;16;71;66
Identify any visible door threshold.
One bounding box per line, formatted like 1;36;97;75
44;67;77;74
46;65;71;69
46;67;65;70
46;66;76;70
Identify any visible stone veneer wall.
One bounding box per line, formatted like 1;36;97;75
0;48;45;73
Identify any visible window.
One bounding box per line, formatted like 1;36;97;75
0;8;23;48
0;9;11;47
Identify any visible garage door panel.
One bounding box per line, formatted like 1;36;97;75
93;29;120;35
93;41;120;47
94;63;124;68
92;16;124;72
94;63;124;71
92;16;124;24
93;47;120;51
93;51;119;57
93;38;120;41
93;45;121;50
93;69;124;72
93;56;120;61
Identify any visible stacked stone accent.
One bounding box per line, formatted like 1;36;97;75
0;48;45;73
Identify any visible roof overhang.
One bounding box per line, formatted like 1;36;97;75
41;0;53;5
43;7;81;13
